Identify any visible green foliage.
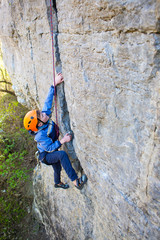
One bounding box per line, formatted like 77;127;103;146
0;94;37;240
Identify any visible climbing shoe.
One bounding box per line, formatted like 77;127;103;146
54;182;69;189
75;174;88;190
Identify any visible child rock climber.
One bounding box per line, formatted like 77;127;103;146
23;73;87;190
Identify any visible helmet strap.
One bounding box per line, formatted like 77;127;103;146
37;118;46;126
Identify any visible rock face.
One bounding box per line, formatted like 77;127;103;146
0;0;160;239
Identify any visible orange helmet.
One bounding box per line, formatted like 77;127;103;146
23;110;38;132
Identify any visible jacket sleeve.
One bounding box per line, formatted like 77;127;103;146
42;85;55;115
35;131;61;152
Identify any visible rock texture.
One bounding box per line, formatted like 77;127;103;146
0;0;160;239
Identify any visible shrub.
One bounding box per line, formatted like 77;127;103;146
0;94;37;240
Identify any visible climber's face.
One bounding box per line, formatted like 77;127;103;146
37;110;49;126
39;112;49;123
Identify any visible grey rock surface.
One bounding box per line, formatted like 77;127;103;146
0;0;160;239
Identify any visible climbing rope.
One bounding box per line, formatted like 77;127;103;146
49;0;59;137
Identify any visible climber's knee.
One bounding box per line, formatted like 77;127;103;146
59;150;68;160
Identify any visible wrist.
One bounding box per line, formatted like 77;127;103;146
60;139;65;145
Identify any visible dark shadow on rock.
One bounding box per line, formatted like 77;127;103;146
45;0;83;173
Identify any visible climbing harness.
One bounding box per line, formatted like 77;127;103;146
49;0;59;137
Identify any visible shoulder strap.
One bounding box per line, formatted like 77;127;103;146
47;118;54;137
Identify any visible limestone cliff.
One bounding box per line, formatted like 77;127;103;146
0;0;160;239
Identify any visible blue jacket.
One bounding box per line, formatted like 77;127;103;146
34;86;61;155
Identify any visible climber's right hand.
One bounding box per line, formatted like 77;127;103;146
55;73;64;86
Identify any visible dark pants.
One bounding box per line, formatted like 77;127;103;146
44;150;78;184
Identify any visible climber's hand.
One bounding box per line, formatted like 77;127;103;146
60;133;72;144
55;73;64;86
